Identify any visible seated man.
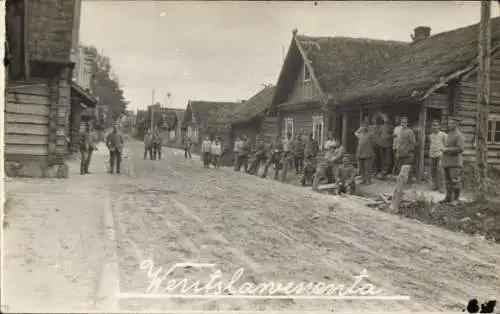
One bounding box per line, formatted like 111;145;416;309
301;157;316;186
335;155;357;195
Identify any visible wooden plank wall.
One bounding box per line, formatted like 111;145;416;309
5;82;51;158
258;116;278;143
288;64;319;104
457;51;500;164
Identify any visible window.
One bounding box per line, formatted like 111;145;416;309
303;62;311;82
283;117;294;138
312;115;324;148
487;115;500;144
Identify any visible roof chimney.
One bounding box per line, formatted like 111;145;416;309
411;26;431;42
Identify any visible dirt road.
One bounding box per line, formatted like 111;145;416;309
109;141;500;312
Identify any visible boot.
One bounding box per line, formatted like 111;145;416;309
453;188;461;202
440;187;452;203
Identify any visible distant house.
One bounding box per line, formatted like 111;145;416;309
166;109;185;146
182;100;239;154
5;0;87;178
340;18;500;176
227;85;277;147
271;29;407;155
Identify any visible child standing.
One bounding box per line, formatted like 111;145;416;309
211;137;222;168
201;136;212;168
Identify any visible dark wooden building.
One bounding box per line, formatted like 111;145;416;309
271;29;407;155
340;18;500;177
5;0;85;178
227;85;277;147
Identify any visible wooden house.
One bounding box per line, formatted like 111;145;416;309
340;17;500;178
182;100;239;155
5;0;87;178
271;29;407;156
227;85;277;147
165;109;185;146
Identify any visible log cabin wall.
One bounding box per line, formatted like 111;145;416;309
456;50;500;165
5;80;51;160
288;63;319;103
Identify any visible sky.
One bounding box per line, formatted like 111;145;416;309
79;1;500;111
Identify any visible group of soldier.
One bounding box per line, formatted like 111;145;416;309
143;129;163;160
211;113;465;202
78;123;125;174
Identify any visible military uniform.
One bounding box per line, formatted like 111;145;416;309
442;125;465;202
248;141;266;175
356;130;375;184
262;139;283;180
335;159;357;194
106;130;124;174
236;138;251;172
144;133;153;160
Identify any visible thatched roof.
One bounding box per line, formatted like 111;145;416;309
297;36;408;99
186;100;240;126
227;85;276;124
341;17;500;107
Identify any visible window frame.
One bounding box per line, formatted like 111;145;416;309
312;115;325;149
487;114;500;144
303;61;311;82
283;116;294;138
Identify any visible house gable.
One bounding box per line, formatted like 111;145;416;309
272;34;323;110
183;102;195;126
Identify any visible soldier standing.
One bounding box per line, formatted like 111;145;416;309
441;117;465;204
144;130;153;160
395;116;417;185
248;139;266;175
292;134;304;174
377;115;394;178
152;129;162;160
429;120;447;191
262;136;283;180
78;123;90;175
183;135;192;159
106;125;124;174
236;134;251;172
356;121;375;184
233;136;243;170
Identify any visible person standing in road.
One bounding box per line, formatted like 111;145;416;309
377;115;394;179
201;136;212;168
236;134;251;172
211;137;222;168
429;120;447;191
395;116;417;186
233;136;243;170
183;136;192;159
304;132;319;168
248;139;266;175
152;129;162;160
292;134;304;174
441;117;465;204
144;130;153;160
262;136;283;180
78;123;90;175
356;121;375;184
106;125;124;174
84;123;98;174
392;115;402;174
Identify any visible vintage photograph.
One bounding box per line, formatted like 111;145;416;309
2;0;500;313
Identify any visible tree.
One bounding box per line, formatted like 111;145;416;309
475;0;491;200
82;45;129;128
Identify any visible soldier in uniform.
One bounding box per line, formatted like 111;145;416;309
236;134;251;172
262;136;283;180
152;129;162;160
78;123;90;175
248;139;266;175
144;130;153;160
106;125;124;174
356;121;375;184
335;155;357;195
441;116;465;204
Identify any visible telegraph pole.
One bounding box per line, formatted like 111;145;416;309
475;0;491;200
150;88;155;131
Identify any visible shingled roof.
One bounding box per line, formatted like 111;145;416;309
228;85;276;124
297;36;408;99
341;17;500;107
185;100;240;126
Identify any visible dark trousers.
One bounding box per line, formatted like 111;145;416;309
373;146;381;173
153;145;162;160
294;156;304;174
358;158;373;183
262;153;281;179
379;147;392;175
236;155;248;172
80;149;88;174
248;155;265;175
144;147;153;160
444;166;462;201
392;149;400;174
212;154;220;168
430;157;443;189
85;148;94;173
202;152;211;167
109;149;122;173
184;148;192;159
